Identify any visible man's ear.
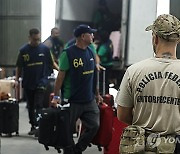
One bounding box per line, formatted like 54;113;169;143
81;34;85;40
155;35;159;45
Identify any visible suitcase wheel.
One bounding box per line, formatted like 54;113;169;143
97;145;102;151
55;148;61;153
44;145;49;151
7;133;12;137
88;143;92;147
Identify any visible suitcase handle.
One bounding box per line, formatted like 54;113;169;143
97;68;106;96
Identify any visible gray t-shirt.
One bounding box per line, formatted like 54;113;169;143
115;57;180;135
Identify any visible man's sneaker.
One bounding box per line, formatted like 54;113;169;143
28;127;37;135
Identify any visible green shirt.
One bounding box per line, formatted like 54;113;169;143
98;41;113;66
59;51;71;99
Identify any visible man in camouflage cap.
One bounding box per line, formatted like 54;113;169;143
146;14;180;41
116;14;180;154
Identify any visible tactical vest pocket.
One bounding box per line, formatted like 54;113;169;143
120;125;145;153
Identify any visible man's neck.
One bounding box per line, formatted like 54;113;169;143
75;41;88;50
155;52;177;59
155;43;177;59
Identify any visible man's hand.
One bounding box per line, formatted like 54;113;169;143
96;64;105;71
51;96;61;108
96;94;103;104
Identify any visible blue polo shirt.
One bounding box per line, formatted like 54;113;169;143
44;36;64;59
59;45;96;103
16;43;53;90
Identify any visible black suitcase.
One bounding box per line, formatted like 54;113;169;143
38;104;71;153
0;100;19;136
43;77;55;108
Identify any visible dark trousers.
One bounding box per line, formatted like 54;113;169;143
64;99;100;153
24;88;45;127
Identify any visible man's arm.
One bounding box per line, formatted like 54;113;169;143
51;70;66;107
14;67;22;96
43;39;53;48
15;67;22;81
53;61;59;71
51;51;69;107
49;50;59;71
15;53;23;82
54;70;66;96
117;105;133;125
95;54;105;71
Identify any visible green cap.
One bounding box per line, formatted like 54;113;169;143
145;14;180;41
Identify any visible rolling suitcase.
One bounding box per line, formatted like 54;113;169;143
99;70;115;108
43;77;55;108
103;94;114;107
0;99;19;136
91;103;114;151
104;117;128;154
91;69;114;151
38;104;71;153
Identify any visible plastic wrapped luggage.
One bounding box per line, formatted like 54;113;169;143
104;117;128;154
0;78;23;101
0;79;16;99
0;100;19;136
38;104;71;153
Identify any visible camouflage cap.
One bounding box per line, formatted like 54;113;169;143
145;14;180;41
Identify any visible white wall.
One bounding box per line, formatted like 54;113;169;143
126;0;157;65
41;0;56;42
157;0;170;16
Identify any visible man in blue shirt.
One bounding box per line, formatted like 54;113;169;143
51;25;103;154
15;28;57;136
44;27;64;63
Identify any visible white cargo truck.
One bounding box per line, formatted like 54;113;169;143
55;0;159;88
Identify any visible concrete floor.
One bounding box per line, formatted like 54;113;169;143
0;102;103;154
